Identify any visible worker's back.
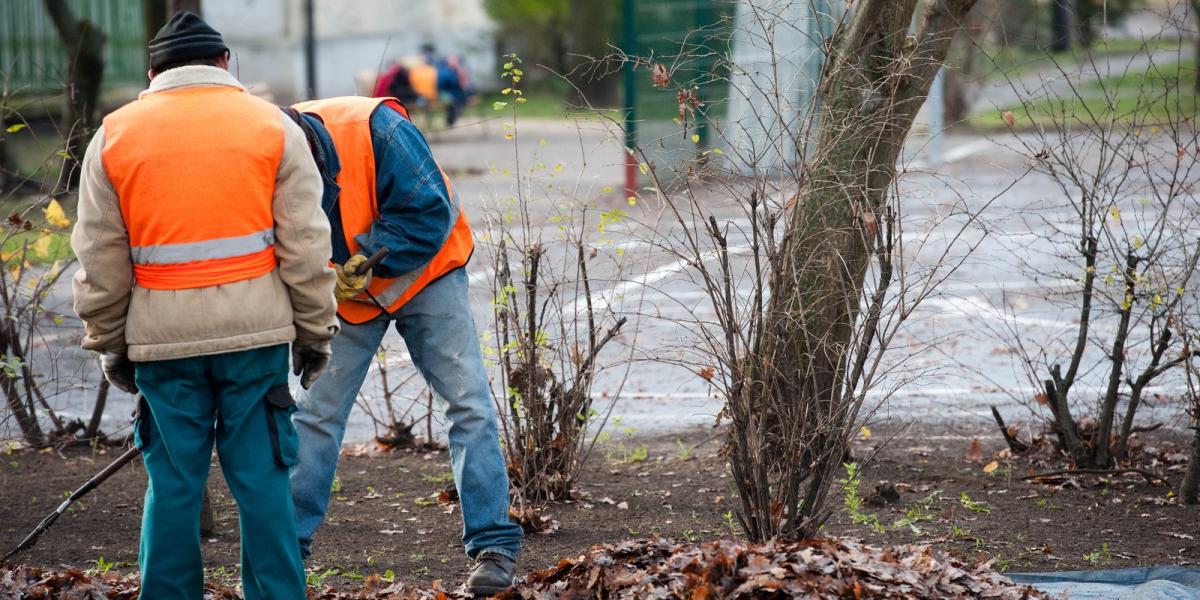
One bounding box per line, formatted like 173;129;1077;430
102;84;282;291
72;64;336;363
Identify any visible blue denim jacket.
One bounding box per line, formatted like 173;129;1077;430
300;105;454;279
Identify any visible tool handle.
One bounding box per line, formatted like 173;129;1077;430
355;248;390;276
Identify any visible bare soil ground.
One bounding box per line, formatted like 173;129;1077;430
1;423;1197;592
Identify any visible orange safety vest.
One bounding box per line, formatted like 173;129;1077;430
408;64;438;103
102;85;283;290
292;96;474;324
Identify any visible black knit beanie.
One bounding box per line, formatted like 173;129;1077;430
149;11;228;71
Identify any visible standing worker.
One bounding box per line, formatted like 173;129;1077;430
285;96;523;595
70;12;338;599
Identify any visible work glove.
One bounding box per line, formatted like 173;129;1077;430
334;254;372;302
292;341;332;389
100;352;137;394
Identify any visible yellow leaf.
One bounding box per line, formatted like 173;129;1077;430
31;234;52;258
44;199;71;228
9;266;19;281
504;133;514;140
553;163;564;173
627;196;637;206
983;461;999;474
691;133;700;143
1108;206;1121;221
859;425;872;439
711;147;723;155
638;162;649;175
538;139;547;146
601;186;614;193
6;123;26;134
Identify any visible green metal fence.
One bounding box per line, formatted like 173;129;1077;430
1;0;147;93
622;0;735;192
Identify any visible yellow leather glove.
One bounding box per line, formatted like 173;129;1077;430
334;254;372;302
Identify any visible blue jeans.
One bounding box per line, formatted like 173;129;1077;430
290;268;522;560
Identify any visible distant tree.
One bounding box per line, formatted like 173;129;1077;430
485;0;570;78
1075;0;1142;47
42;0;107;187
567;0;617;106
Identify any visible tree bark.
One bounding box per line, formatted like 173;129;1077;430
42;0;107;187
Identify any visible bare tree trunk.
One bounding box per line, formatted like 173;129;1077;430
85;379;110;440
144;1;168;72
1192;0;1200;93
1093;254;1139;467
1182;424;1200;504
169;0;202;14
42;0;107;187
568;0;616;106
200;487;216;537
1181;349;1200;505
737;0;978;541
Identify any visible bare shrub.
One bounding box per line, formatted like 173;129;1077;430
354;345;441;451
483;55;632;507
985;41;1199;468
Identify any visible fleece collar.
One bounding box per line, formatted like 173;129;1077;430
141;65;244;99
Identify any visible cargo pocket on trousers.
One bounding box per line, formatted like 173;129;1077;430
133;395;151;450
264;384;299;468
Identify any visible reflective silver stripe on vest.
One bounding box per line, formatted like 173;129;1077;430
130;228;275;265
349;203;461;310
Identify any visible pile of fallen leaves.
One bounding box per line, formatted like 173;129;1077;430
1;538;1045;599
500;538;1046;599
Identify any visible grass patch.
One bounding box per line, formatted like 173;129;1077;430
969;58;1198;132
978;38;1183;81
478;92;620;120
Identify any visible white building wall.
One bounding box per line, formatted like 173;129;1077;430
204;0;495;104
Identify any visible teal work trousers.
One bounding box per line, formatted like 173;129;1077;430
133;344;306;600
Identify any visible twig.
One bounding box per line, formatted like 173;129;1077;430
1021;468;1171;488
990;406;1030;454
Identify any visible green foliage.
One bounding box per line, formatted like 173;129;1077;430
959;492;992;514
840;463;884;532
88;556;114;575
306;567;339;587
1084;542;1113;566
841;463;942;534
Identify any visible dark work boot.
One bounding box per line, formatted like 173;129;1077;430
466;551;516;596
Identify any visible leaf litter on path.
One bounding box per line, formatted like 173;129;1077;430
1;537;1045;599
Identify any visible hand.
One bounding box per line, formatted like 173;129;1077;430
100;352;137;394
334;254;372;302
292;341;332;389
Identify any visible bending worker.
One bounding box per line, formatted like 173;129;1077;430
71;12;337;599
285;96;523;595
